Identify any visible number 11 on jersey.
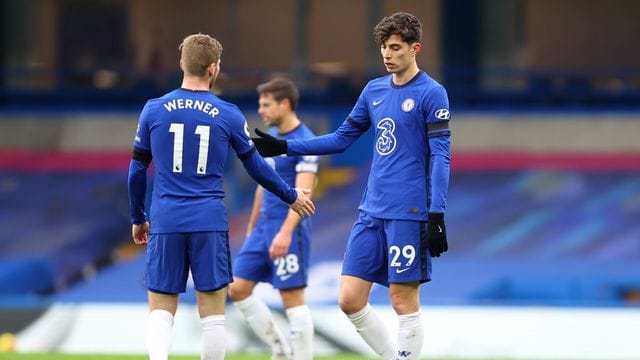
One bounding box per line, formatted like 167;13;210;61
169;123;210;174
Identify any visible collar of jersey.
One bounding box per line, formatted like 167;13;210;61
390;71;424;89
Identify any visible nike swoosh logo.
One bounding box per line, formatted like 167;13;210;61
438;225;443;233
280;274;293;281
373;99;384;106
396;268;410;274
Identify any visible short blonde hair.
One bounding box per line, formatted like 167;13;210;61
179;33;223;77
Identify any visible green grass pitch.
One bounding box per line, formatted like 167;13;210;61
0;354;377;360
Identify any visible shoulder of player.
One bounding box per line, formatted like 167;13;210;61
356;75;392;103
367;74;393;89
210;96;243;115
417;72;447;93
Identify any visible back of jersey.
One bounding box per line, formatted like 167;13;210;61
135;88;244;233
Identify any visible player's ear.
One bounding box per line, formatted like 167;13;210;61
411;42;421;56
208;62;217;77
280;98;292;111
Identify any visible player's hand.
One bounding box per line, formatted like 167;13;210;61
252;128;287;157
426;212;447;257
269;230;292;260
132;222;149;245
289;188;315;217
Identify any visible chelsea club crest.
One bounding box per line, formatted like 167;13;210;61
402;98;415;112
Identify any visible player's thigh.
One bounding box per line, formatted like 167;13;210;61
196;287;227;317
188;231;233;292
385;219;431;284
233;224;273;284
271;221;310;290
145;233;190;293
341;211;388;286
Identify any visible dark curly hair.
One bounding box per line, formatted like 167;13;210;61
373;12;422;45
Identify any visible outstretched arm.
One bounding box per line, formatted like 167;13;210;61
252;118;368;157
238;149;315;217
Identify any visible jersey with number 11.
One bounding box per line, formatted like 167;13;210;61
133;88;254;233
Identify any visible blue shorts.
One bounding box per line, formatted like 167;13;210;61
233;217;311;290
145;231;232;294
341;211;431;287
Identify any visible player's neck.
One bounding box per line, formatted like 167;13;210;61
277;113;301;134
181;76;212;91
392;64;420;86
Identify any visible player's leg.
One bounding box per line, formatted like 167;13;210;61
145;233;190;360
339;212;396;360
230;277;292;358
147;292;178;360
386;219;430;360
230;223;291;358
389;282;423;360
339;275;396;360
277;219;313;360
281;288;313;360
196;288;227;360
189;231;234;360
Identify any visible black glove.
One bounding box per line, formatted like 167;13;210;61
252;128;288;157
426;212;448;257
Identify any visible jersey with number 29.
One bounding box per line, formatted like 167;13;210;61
133;88;254;233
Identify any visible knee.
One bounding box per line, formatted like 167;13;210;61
389;292;419;315
227;283;250;302
338;292;367;315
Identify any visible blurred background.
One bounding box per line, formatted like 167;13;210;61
1;0;639;358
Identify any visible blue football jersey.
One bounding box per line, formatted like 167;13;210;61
133;89;255;233
287;71;451;221
261;125;318;219
349;71;450;220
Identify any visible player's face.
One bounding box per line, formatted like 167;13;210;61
258;93;285;127
380;34;418;74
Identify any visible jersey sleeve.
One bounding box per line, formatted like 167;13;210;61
287;119;368;155
238;149;297;204
227;106;297;204
128;159;149;224
424;85;451;214
287;86;371;156
227;107;255;156
423;85;452;137
128;101;153;224
347;86;372;130
133;100;153;151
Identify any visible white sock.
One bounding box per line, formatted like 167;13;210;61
234;295;291;356
200;314;226;360
397;311;424;360
146;309;174;360
285;305;314;360
346;304;395;360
